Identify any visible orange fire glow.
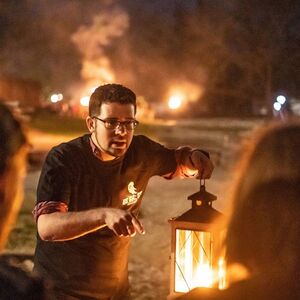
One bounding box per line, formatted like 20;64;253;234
168;93;184;110
167;82;204;111
175;229;226;293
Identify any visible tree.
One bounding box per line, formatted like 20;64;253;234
172;0;300;116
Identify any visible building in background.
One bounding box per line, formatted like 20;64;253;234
0;76;42;112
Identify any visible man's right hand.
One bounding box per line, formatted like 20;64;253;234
102;208;145;237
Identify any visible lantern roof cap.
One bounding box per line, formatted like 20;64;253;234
172;205;223;224
169;180;225;228
187;188;217;202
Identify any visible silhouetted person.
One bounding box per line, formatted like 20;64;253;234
178;122;300;300
0;103;45;299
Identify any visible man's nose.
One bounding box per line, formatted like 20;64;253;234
114;124;127;135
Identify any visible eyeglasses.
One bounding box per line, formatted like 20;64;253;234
93;117;139;130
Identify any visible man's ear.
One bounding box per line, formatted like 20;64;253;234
86;116;95;133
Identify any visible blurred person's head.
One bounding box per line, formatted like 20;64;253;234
86;84;138;161
0;103;28;251
226;179;300;276
226;122;300;276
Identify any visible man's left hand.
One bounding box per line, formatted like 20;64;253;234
190;150;214;179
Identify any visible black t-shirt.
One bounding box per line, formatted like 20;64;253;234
34;134;177;299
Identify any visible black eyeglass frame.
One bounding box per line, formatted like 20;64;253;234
93;116;139;130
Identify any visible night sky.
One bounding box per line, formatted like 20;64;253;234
0;0;299;116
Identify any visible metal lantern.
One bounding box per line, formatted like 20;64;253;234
168;180;226;298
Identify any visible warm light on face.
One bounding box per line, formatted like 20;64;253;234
92;102;135;161
174;229;226;293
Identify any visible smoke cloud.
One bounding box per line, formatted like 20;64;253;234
71;6;129;88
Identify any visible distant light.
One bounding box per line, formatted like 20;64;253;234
57;93;64;101
80;96;90;107
273;102;282;111
259;106;268;116
168;95;182;110
276;95;286;105
50;93;63;103
50;94;59;103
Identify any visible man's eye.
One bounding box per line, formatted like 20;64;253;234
106;120;119;127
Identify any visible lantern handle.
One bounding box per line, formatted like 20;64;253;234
200;178;205;189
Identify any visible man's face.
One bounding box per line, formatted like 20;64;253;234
88;102;136;160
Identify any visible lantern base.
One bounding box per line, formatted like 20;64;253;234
168;287;220;300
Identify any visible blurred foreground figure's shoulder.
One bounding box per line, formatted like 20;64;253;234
176;276;300;300
0;103;47;299
0;257;46;300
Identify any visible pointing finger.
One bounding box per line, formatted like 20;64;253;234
130;214;145;235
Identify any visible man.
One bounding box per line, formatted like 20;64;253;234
0;103;45;299
33;84;214;299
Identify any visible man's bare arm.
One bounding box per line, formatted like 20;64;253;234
37;207;145;242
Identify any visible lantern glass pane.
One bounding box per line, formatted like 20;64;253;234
174;229;213;293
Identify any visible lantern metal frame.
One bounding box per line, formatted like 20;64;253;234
168;180;225;298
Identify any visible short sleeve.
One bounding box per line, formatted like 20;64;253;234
136;135;177;177
36;147;73;206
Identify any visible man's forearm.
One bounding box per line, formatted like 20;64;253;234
37;206;145;241
37;208;107;241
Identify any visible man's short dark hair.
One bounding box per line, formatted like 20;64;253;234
89;84;136;116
